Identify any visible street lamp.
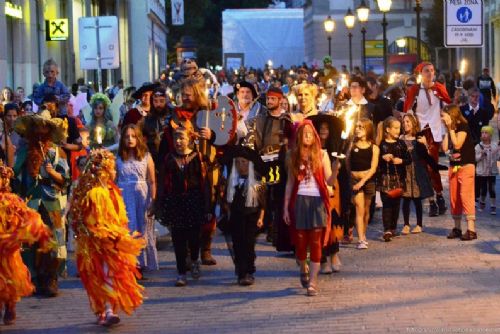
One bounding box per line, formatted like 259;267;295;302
377;0;392;74
415;0;422;63
356;0;370;74
344;8;356;72
324;15;335;57
396;38;406;54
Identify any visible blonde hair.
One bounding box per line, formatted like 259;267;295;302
43;58;59;74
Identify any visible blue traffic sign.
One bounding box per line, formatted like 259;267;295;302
456;7;472;23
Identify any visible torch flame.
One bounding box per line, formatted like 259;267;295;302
341;104;358;140
388;72;397;85
95;126;103;145
340;74;348;90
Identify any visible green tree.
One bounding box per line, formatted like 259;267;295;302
424;0;443;48
166;0;272;66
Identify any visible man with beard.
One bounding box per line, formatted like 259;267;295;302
157;78;218;266
250;87;290;246
234;81;267;141
139;86;173;167
366;77;393;139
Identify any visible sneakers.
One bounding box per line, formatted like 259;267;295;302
460;230;478;241
491;207;496;215
191;261;201;280
478;201;486;212
383;231;392;242
401;225;411;235
102;311;120;327
429;201;439;217
238;274;255;286
356;240;368;249
447;228;462;239
437;195;447;215
411;225;423;234
175;275;187;287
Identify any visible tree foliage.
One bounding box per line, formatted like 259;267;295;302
166;0;272;66
424;0;444;48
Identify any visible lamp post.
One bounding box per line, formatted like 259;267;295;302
344;8;356;72
324;15;335;57
415;0;422;63
377;0;392;74
356;0;370;74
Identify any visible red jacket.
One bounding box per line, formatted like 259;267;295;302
403;82;451;113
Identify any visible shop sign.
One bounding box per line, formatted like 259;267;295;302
46;19;69;41
365;40;384;57
5;2;22;19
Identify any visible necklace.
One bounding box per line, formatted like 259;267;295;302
175;151;192;170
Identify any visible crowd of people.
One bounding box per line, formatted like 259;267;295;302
0;55;499;326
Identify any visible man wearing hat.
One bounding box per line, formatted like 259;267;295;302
13;110;70;297
403;62;452;216
122;82;159;127
140;86;173;167
234;81;267;140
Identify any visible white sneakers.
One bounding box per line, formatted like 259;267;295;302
356;240;368;250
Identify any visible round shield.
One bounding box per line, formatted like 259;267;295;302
196;95;237;146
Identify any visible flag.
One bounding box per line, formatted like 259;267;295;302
172;0;184;26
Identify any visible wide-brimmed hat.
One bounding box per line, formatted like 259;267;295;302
132;82;160;100
219;145;268;176
234;81;258;100
14;109;68;144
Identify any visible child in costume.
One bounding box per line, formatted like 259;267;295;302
225;146;266;286
69;149;145;326
0;161;52;325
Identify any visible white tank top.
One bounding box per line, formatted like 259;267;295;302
297;171;321;197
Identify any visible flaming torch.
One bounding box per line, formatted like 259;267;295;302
95;126;103;146
331;103;358;159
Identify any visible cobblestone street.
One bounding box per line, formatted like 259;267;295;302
5;171;500;334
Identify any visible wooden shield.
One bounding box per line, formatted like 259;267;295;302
196;96;237;146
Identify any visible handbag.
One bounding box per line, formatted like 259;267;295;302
381;161;403;198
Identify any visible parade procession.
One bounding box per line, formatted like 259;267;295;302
1;0;500;332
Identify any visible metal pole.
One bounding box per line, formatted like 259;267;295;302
328;36;332;57
95;17;103;93
415;0;422;63
362;27;367;74
382;12;388;74
348;32;353;72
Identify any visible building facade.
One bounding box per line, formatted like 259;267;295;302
304;0;436;73
0;0;168;96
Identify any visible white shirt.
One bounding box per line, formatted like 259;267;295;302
415;84;445;142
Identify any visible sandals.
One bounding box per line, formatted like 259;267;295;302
306;284;318;297
300;272;310;288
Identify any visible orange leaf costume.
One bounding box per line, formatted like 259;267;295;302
70;150;145;316
0;166;52;304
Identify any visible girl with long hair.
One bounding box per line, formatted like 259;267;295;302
283;120;337;296
377;117;411;242
400;114;436;234
441;105;477;240
350;118;379;249
116;124;158;271
88;93;119;150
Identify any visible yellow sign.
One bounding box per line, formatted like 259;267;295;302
365;40;384;58
46;19;69;41
5;2;22;19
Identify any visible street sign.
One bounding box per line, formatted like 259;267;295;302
444;0;483;47
365;40;384;57
46;19;69;41
78;16;119;70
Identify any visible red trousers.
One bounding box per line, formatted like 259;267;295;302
295;228;323;263
449;164;476;221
